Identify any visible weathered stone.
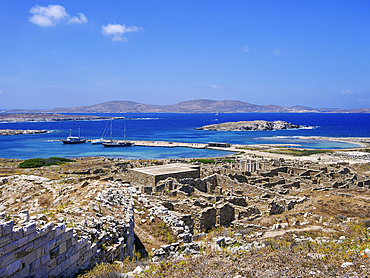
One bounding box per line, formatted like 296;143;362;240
217;203;235;226
196;207;216;232
269;200;285;215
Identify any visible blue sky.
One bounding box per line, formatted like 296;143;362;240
0;1;369;109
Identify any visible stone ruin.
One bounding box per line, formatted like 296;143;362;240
1;155;370;273
0;177;135;277
127;157;370;245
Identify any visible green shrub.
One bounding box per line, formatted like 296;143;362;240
221;159;236;163
269;149;331;157
190;158;216;164
18;157;75;168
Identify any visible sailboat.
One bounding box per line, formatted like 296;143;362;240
102;118;132;147
62;128;86;144
91;120;109;144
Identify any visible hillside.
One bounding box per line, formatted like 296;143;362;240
3;99;369;113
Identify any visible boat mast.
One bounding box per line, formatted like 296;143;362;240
110;117;113;142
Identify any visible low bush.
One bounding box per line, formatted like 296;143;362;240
269;148;331;157
190;158;216;164
18;157;75;168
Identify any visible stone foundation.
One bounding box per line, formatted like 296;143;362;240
0;211;135;278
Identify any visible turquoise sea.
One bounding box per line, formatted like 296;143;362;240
0;113;368;160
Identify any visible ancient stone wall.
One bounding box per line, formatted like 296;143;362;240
129;168;200;188
0;212;135;277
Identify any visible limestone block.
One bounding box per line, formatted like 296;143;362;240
61;229;73;242
64;244;77;258
55;234;62;246
16;235;29;249
28;257;40;274
46;264;61;278
237;205;260;219
59;241;67;255
217;203;235;226
0;235;11;249
227;196;247;207
0;250;14;268
40;253;50;266
15;241;33;260
197;207;216;232
55;224;66;237
59;257;70;273
8;263;29;278
69;251;80;264
34;264;47;277
45;258;56;273
56;251;67;265
269;200;285;215
0;259;21;276
4;240;22;256
43;239;55;254
26;231;39;243
11;228;23;241
141;186;152;194
65;261;78;277
49;245;60;260
22;223;36;236
39;222;54;237
33;231;54;250
2;221;13;236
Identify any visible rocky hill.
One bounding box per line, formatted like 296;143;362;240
3;99;361;114
196;120;301;131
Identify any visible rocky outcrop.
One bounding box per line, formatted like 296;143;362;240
196;120;300;131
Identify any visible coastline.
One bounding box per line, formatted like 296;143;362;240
296;136;370;148
0;129;48;136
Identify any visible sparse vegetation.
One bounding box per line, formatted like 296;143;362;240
268;148;332;156
190;158;216;164
18;157;75;168
221;159;236;163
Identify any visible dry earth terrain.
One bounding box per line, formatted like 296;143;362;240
0;146;370;277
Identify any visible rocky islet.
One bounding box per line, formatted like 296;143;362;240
196;120;301;131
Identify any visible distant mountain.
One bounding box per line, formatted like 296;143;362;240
3;99;366;113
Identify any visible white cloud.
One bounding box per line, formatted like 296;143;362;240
0;90;2;94
210;85;224;89
29;4;87;26
272;47;281;55
102;23;143;41
241;45;249;52
68;13;88;25
341;90;353;94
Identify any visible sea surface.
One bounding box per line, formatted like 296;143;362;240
0;113;369;160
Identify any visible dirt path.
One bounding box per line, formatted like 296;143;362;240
260;225;338;239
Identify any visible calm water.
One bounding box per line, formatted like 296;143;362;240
0;113;368;160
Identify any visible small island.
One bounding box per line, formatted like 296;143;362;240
196;120;300;131
0;113;126;123
0;129;48;136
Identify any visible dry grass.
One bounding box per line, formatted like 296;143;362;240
134;204;177;250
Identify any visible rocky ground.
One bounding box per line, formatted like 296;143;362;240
0;150;370;277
